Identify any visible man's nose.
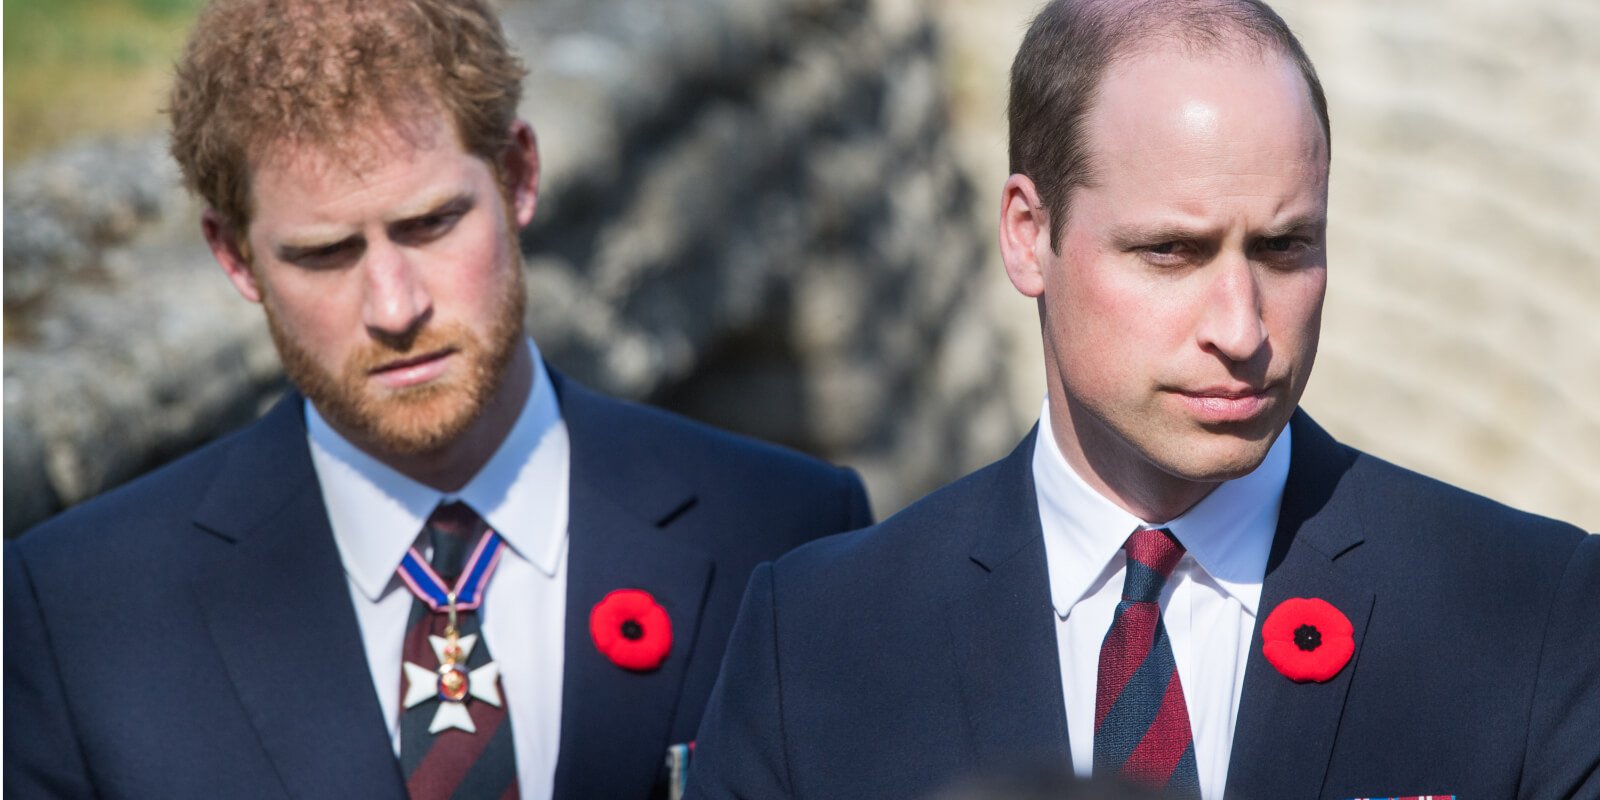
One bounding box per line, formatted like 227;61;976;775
1196;255;1267;363
362;241;431;345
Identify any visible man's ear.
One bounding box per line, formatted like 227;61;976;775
502;120;540;228
998;173;1050;299
202;209;262;303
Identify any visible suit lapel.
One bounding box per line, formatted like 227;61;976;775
943;429;1073;774
1226;412;1374;800
549;374;711;800
191;395;406;798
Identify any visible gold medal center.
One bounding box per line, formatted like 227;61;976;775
439;668;468;701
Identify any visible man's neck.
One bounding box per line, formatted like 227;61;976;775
354;342;535;493
1047;389;1221;524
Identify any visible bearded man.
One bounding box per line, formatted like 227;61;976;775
3;1;870;797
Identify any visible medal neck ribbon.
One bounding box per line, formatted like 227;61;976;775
397;529;507;614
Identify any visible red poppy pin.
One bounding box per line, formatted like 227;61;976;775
1262;597;1354;683
590;589;673;672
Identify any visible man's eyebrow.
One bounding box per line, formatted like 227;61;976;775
1108;221;1215;247
276;232;362;262
269;193;477;261
1108;213;1327;247
1258;213;1327;238
393;192;474;223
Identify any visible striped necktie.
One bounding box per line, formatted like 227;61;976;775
398;501;519;799
1093;527;1201;796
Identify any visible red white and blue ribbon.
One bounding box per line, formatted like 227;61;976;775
397;530;507;611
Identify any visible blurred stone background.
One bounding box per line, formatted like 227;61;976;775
4;0;1597;536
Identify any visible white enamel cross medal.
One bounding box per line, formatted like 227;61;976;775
401;609;503;733
395;531;510;735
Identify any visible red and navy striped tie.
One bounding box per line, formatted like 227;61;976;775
1093;527;1201;796
398;502;519;799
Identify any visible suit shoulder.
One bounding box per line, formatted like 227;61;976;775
8;425;267;596
1327;446;1588;596
768;454;1013;591
1291;413;1583;562
16;394;314;555
556;377;872;561
562;381;859;488
1345;448;1583;543
19;428;247;547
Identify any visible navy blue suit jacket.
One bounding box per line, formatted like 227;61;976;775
5;370;872;799
688;412;1599;799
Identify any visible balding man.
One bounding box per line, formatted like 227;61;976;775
686;1;1598;798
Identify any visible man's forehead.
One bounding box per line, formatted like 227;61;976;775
252;111;453;183
1088;45;1328;171
244;107;473;203
242;121;484;241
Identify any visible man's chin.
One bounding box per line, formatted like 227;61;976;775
1165;458;1263;485
315;386;486;457
1160;428;1281;483
360;420;472;457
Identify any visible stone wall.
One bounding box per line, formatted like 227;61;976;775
4;0;1025;535
1282;0;1600;532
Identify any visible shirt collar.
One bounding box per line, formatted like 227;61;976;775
1033;396;1289;619
308;337;570;602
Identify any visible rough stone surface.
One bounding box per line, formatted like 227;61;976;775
4;135;183;309
4;0;1023;534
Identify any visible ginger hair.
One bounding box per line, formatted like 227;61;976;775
168;0;527;232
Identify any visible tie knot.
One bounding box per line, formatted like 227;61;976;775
428;501;485;538
1120;528;1185;603
424;501;488;581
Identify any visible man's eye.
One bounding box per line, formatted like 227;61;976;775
1255;235;1321;265
1139;241;1194;264
396;211;462;243
289;241;360;269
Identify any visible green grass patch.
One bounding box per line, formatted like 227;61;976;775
4;0;204;161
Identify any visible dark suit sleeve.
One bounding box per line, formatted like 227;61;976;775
686;562;792;800
1521;533;1600;800
837;467;873;532
4;545;97;798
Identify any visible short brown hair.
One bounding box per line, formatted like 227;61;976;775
1008;0;1330;250
168;0;527;232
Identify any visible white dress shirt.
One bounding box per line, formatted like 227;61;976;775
307;337;569;800
1034;397;1289;800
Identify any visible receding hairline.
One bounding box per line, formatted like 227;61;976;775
1064;4;1330;162
1123;17;1325;137
1098;34;1329;150
1006;0;1331;248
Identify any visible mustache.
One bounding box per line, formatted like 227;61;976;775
343;325;468;377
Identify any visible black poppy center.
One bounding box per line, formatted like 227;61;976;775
1293;623;1322;652
621;620;645;641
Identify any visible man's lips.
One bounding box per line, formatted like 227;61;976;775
1172;385;1274;423
368;347;457;389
